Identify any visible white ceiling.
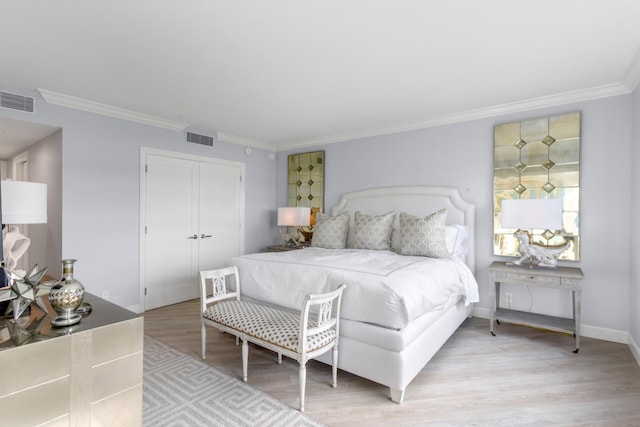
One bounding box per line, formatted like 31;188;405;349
1;0;640;152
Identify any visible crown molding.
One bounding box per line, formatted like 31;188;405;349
622;46;640;91
37;89;189;131
36;82;633;154
217;132;276;152
276;82;631;151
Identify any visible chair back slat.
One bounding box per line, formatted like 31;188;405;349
199;266;240;314
298;284;346;355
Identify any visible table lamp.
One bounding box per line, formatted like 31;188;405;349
1;180;48;271
277;207;310;247
501;198;568;268
0;180;48;318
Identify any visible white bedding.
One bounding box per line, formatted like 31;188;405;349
228;247;479;330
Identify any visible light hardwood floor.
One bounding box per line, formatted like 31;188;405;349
144;299;640;426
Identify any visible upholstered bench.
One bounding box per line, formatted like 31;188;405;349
199;266;345;412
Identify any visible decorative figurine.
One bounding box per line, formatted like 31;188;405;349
511;230;570;268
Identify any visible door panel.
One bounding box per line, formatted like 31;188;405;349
198;162;242;271
142;151;244;311
144;155;199;310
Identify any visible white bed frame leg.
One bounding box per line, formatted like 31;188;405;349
389;388;405;404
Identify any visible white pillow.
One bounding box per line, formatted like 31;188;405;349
399;209;450;258
311;211;350;249
445;224;470;260
350;211;396;250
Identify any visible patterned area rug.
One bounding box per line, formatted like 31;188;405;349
143;336;325;427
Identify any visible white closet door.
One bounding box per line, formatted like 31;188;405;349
198;162;242;271
144;155;199;310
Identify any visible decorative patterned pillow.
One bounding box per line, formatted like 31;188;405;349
350;211;396;250
399;209;451;258
311;211;350;249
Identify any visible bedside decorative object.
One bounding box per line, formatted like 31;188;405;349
49;259;85;327
277;207;310;247
501;198;567;268
299;207;319;242
489;261;583;352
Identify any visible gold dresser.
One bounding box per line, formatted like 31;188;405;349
0;293;143;426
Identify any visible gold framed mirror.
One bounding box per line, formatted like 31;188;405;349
493;112;580;260
287;150;325;212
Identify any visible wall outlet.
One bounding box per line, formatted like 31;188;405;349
505;293;513;306
101;291;110;301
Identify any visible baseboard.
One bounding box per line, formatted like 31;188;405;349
472;306;629;344
126;303;143;314
629;333;640;367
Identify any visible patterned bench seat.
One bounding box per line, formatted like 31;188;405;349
204;300;337;353
199;266;345;412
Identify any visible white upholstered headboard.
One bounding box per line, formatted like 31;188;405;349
331;186;475;274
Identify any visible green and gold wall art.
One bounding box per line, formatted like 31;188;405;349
493;112;580;260
287;150;325;213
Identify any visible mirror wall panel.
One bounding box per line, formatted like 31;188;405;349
493;112;580;260
287;150;325;212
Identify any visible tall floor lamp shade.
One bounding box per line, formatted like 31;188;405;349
1;180;48;271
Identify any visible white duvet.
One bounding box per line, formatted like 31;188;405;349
228;247;479;330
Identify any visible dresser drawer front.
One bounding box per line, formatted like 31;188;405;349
495;271;561;286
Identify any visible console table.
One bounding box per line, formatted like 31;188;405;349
489;261;584;353
0;293;143;426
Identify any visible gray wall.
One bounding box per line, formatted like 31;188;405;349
0;82;277;309
631;84;640;356
277;95;634;339
28;130;63;273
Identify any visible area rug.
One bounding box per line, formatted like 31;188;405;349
143;336;325;427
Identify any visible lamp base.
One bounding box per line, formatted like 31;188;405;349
2;225;30;272
279;227;302;247
512;230;570;269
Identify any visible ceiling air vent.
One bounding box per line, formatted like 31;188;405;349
0;91;35;113
186;132;215;147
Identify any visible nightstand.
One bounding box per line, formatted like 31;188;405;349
265;244;306;252
489;261;584;353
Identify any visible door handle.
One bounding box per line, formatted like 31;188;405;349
201;234;212;239
187;234;198;239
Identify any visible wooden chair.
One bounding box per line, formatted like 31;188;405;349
199;266;346;411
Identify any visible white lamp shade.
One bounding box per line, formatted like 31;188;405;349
1;180;48;224
501;198;562;230
277;207;310;227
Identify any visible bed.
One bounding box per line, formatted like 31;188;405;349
228;186;478;403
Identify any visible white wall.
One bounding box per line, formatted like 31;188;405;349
630;84;640;361
0;81;277;309
27;130;63;273
277;95;634;339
